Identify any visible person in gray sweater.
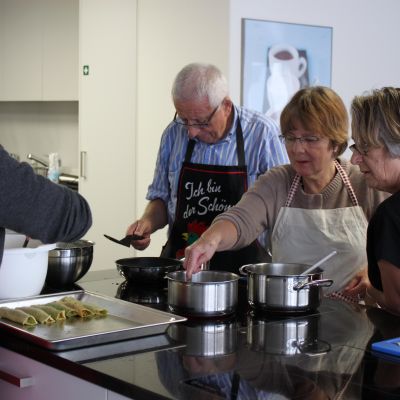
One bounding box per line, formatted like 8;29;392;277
0;146;92;263
184;87;388;300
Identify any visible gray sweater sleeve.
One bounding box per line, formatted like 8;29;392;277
0;146;92;245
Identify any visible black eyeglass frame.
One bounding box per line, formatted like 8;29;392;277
173;103;221;128
349;143;369;156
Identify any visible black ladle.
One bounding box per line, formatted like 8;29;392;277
104;234;145;247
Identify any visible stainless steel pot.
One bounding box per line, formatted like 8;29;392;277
116;257;182;284
246;313;330;356
166;270;239;317
168;319;237;357
239;263;333;313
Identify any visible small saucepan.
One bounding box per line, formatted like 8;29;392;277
116;257;182;284
166;270;239;317
239;263;333;313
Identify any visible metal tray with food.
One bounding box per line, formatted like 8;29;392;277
0;290;186;351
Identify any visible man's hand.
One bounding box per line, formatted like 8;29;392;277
126;219;151;250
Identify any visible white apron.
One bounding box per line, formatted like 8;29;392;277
271;160;368;294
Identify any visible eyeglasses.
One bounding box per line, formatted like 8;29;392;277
280;134;324;147
349;143;369;156
173;104;220;128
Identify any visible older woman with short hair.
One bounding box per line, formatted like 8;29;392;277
184;86;389;301
350;87;400;315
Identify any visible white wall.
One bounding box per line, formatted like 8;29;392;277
228;0;400;108
135;0;229;256
229;0;400;163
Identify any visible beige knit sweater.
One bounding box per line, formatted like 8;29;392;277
213;158;389;250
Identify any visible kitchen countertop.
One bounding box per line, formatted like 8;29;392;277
1;269;400;399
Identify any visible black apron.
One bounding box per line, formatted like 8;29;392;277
160;120;269;272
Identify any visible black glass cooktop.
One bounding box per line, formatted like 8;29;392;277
38;269;400;399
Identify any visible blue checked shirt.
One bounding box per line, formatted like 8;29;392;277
147;105;288;230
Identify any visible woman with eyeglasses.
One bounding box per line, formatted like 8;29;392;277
126;63;288;271
350;87;400;315
184;86;389;301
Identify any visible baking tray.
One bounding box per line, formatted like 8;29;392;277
0;290;186;351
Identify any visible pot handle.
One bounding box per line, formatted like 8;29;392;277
293;278;333;291
239;265;249;276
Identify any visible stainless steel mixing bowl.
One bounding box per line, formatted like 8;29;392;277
46;240;94;288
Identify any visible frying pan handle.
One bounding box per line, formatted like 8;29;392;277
294;279;333;291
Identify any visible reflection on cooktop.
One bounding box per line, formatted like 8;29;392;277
245;309;332;357
167;316;238;358
247;307;322;322
116;280;168;311
180;369;322;400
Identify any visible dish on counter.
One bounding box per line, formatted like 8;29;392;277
0;290;186;350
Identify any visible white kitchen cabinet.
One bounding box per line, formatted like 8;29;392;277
0;347;134;400
0;0;78;101
0;347;106;400
42;0;79;100
79;0;138;269
0;0;42;100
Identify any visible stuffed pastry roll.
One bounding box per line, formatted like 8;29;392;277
59;297;94;318
0;307;37;326
32;305;66;321
46;301;78;318
17;306;55;324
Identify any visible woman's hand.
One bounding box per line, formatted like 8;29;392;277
342;267;370;299
183;220;238;279
183;235;218;279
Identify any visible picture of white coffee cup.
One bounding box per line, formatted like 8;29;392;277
268;43;307;79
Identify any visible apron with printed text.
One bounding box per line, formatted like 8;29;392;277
161;121;269;272
271;160;368;294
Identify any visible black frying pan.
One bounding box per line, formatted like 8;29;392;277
116;257;182;284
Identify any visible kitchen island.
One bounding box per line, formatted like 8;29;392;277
0;269;399;399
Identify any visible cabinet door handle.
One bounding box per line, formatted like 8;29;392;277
80;151;87;179
0;368;34;388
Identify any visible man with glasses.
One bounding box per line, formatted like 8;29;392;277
126;63;288;271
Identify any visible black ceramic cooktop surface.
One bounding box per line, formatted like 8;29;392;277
75;270;400;400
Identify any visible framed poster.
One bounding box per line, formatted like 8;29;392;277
241;18;332;124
